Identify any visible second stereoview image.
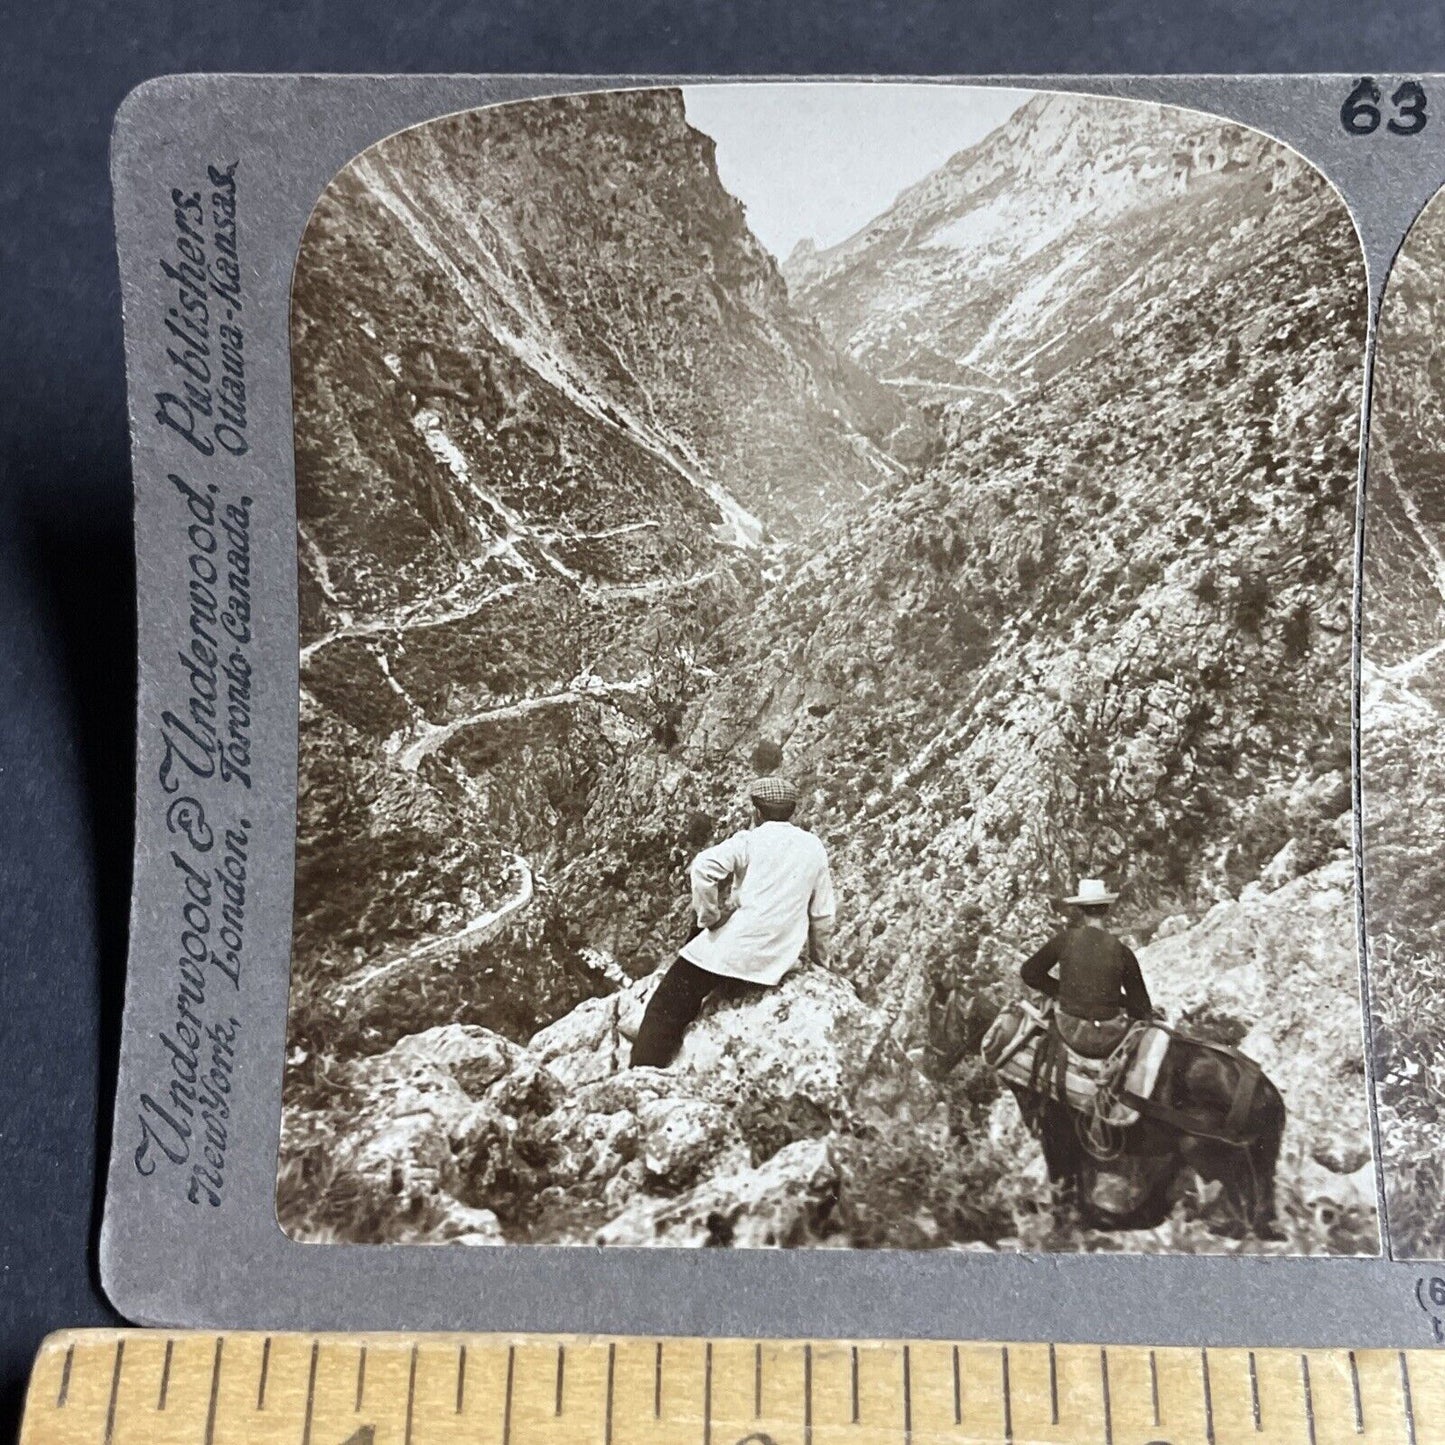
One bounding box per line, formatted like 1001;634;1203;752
276;84;1377;1255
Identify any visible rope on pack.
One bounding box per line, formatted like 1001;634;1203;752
1077;1024;1144;1160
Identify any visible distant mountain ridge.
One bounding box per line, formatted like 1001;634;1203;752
783;92;1305;415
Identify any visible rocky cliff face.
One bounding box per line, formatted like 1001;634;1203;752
286;89;905;1076
282;87;1376;1251
1360;191;1445;1257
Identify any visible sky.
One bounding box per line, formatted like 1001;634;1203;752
680;84;1031;261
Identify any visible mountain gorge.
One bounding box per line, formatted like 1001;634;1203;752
287;88;903;1064
282;87;1376;1252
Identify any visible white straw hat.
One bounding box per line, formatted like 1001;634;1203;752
1064;878;1118;905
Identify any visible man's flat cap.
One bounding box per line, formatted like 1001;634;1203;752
749;775;799;807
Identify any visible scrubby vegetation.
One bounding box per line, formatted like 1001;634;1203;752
280;89;1379;1253
1360;188;1445;1258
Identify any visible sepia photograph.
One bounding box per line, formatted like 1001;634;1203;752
277;83;1378;1254
1361;183;1445;1261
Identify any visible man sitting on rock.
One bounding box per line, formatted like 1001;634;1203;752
630;776;837;1068
1020;877;1153;1059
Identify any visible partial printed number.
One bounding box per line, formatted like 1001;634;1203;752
1414;1275;1445;1342
1341;77;1428;136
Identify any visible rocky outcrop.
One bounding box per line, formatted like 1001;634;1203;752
1140;854;1375;1219
287;964;944;1247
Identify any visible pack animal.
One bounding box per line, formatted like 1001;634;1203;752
1007;1030;1286;1237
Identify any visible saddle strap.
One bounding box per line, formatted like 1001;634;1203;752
1049;1015;1069;1104
1119;1090;1257;1148
1027;1024;1050;1097
993;1018;1039;1072
1222;1055;1262;1140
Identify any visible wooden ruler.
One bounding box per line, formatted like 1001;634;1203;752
17;1332;1445;1445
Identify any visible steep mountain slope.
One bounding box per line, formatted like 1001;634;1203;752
784;92;1308;417
286;89;903;1078
1360;192;1445;1257
645;102;1370;1216
283;87;1374;1250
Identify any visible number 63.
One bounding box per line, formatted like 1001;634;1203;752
1341;77;1428;136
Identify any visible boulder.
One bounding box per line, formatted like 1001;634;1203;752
527;970;661;1086
436;1203;507;1245
665;966;941;1126
637;1097;743;1184
336;1023;564;1227
353;1023;536;1105
532;963;941;1125
323;964;939;1245
1139;858;1372;1187
596;1138;839;1247
530;1108;639;1187
1259;838;1302;892
1152;913;1191;941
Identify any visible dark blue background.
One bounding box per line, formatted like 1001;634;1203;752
4;1;1445;1435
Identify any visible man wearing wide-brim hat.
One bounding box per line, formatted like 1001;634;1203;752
1019;877;1153;1059
630;775;837;1068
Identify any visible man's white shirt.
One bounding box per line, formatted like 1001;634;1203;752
680;820;836;985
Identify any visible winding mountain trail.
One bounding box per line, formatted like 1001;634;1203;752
300;580;523;665
391;675;653;772
329;854;535;1010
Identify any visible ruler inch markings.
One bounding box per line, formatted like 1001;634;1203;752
903;1343;913;1444
404;1342;419;1445
156;1338;174;1412
301;1339;320;1445
19;1334;1445;1445
55;1342;74;1410
1401;1351;1418;1445
503;1344;515;1445
1350;1349;1364;1434
804;1341;813;1445
1101;1347;1114;1445
606;1340;616;1445
1302;1353;1318;1445
203;1337;223;1445
102;1340;124;1445
1003;1343;1014;1445
1202;1347;1216;1445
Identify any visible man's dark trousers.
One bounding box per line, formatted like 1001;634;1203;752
630;956;722;1067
